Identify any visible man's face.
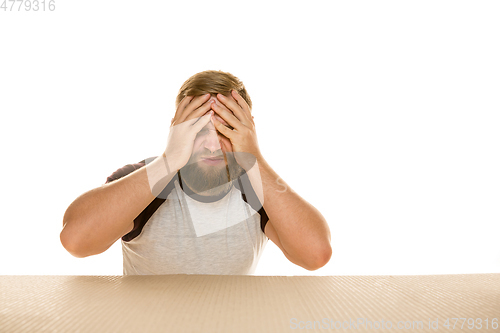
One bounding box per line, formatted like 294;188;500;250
179;96;244;195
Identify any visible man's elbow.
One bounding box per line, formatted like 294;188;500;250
60;229;86;258
305;245;332;271
60;226;100;258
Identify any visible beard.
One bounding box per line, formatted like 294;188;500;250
179;151;245;196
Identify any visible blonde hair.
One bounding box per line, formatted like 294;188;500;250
175;70;252;111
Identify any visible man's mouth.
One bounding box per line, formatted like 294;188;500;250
201;156;224;165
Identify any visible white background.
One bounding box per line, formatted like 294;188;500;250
1;0;499;276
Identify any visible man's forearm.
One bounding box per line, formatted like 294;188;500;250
247;154;332;269
61;155;175;257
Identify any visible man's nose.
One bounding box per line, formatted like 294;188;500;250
203;128;222;153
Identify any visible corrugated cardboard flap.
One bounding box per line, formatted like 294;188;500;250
1;274;499;332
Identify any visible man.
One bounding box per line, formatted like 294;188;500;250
60;70;332;275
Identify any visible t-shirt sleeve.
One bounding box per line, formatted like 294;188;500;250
234;172;269;237
104;157;168;242
105;161;147;184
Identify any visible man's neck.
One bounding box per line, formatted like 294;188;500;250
182;178;233;198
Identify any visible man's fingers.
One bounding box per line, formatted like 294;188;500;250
231;90;252;116
191;111;213;132
211;100;242;130
184;98;214;123
231;90;254;126
177;93;211;124
216;93;252;127
172;95;194;125
179;95;194;111
212;115;233;139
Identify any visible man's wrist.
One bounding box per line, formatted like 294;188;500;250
160;152;183;175
161;152;171;174
145;155;177;198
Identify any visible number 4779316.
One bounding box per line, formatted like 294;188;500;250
1;0;56;11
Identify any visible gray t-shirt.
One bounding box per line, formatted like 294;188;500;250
105;157;269;275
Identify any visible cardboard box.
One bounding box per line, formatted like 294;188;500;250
1;274;499;332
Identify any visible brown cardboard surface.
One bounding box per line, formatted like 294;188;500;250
0;274;499;332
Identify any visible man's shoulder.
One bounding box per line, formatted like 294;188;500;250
105;156;158;184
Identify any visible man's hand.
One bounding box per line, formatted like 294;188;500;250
163;94;214;172
210;90;262;171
